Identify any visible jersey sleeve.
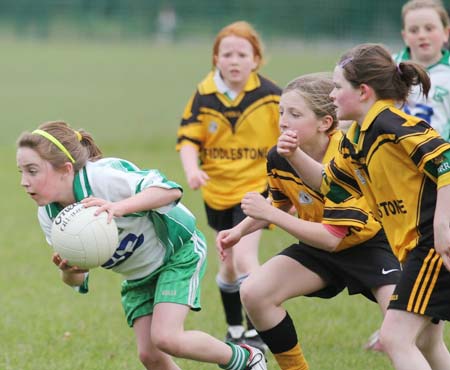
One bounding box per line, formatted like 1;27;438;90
394;119;450;176
176;91;206;152
321;156;360;203
89;160;183;215
267;148;292;209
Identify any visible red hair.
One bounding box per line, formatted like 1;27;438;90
212;21;264;69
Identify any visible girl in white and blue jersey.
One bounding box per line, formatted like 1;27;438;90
16;121;266;370
394;0;450;140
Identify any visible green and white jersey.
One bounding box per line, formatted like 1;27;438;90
38;158;199;281
394;48;450;141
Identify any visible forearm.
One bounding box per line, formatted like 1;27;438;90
235;216;270;237
265;206;341;251
287;149;324;191
180;145;200;174
116;187;182;215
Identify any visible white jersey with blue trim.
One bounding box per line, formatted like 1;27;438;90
393;48;450;141
38;158;198;281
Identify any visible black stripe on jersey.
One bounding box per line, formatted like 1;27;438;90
328;157;362;196
323;206;368;224
176;135;202;147
267;146;298;175
181;75;281;129
410;137;448;168
270;188;289;202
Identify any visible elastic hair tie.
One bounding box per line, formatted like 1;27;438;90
397;64;403;76
32;129;76;164
339;57;353;68
74;130;82;141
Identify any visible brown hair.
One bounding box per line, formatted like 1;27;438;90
401;0;449;29
212;21;264;69
284;73;338;133
17;121;102;172
338;43;431;104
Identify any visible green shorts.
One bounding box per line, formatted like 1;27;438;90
121;231;207;327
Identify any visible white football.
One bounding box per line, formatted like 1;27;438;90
51;203;118;269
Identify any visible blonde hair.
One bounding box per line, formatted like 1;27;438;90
212;21;264;69
401;0;450;29
17;121;102;172
283;73;338;133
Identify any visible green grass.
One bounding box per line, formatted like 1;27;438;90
0;38;440;370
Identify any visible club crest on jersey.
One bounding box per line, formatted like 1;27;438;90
209;121;218;133
299;191;313;204
354;169;366;185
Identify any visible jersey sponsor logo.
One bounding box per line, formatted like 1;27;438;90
381;268;400;275
377;199;407;218
299;191;313;204
390;294;399;301
438;161;450;175
202;147;269;160
209;121;218;133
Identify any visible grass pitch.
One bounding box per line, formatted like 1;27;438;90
0;38;438;370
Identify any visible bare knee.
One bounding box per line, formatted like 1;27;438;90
240;276;268;313
152;332;183;358
138;348;169;370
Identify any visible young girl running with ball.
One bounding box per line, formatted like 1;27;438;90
17;120;266;370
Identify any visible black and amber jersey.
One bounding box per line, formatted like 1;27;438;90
321;100;450;262
176;70;281;210
267;131;382;252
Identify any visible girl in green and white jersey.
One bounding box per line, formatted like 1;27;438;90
17;121;266;370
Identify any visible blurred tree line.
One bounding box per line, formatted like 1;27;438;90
0;0;408;43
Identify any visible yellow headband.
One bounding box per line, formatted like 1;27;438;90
32;129;76;164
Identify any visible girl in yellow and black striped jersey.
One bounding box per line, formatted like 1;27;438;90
217;73;401;370
176;21;281;351
279;43;450;370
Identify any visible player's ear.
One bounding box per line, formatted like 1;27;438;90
61;161;74;176
318;115;334;132
359;84;373;101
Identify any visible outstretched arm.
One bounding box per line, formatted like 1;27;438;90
82;187;182;222
242;192;343;252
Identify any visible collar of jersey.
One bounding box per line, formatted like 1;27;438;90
323;130;343;163
44;165;93;219
198;70;261;95
395;47;450;69
345;100;395;146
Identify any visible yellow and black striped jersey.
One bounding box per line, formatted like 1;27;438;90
176;70;281;210
321;100;450;261
267;130;382;252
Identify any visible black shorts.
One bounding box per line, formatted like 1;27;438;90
204;203;246;231
280;230;401;302
388;245;450;322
